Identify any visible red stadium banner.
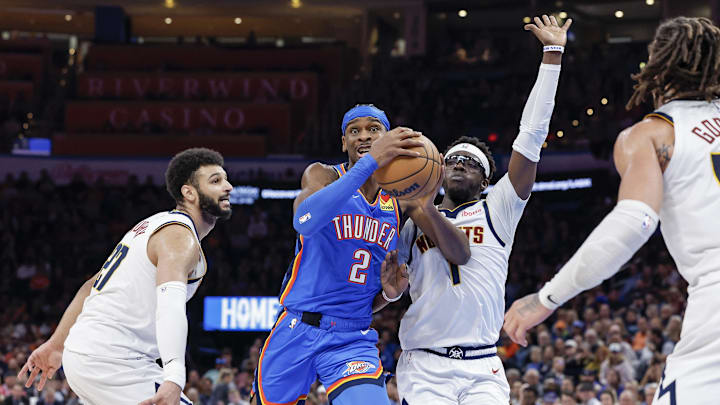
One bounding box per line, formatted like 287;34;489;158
65;101;292;150
0;80;33;102
76;72;318;113
84;45;352;83
0;53;44;83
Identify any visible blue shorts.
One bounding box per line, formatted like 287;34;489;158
252;308;385;404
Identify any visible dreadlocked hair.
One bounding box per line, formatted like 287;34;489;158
445;136;496;180
627;16;720;110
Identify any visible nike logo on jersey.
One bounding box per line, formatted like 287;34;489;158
547;295;559;305
492;368;499;375
360;329;371;335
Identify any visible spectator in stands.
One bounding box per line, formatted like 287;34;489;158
3;383;28;405
209;368;234;405
599;390;617;405
576;382;601;405
642;383;657;405
618;390;637;405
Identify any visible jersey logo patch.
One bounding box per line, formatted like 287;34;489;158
448;346;465;359
299;212;312;224
342;361;376;376
132;220;149;237
380;194;395;211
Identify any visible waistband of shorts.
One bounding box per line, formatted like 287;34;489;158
420;344;497;360
284;308;371;331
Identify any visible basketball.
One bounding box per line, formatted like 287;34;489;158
375;135;443;200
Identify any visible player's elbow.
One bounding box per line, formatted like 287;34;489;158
447;244;471;266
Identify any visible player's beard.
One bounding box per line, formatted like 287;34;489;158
198;190;232;221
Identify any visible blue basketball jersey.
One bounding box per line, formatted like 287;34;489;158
278;163;401;321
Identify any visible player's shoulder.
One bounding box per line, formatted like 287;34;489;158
301;162;340;185
617;113;674;148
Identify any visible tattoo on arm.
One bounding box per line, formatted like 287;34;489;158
655;144;672;171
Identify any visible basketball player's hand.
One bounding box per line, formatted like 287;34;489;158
381;250;408;300
524;14;572;47
369;127;424;168
418;157;445;209
503;293;554;347
18;340;63;391
139;381;182;405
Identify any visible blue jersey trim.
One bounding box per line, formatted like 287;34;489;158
482;200;506;247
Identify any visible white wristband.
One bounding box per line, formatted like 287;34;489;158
543;45;564;53
382;289;402;302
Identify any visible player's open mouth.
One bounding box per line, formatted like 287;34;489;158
219;196;230;206
357;145;371;155
450;175;465;181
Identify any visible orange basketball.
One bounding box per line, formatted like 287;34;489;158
375;135;443;200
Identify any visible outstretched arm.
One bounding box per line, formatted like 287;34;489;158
18;272;98;390
509;15;571;199
503;119;668;346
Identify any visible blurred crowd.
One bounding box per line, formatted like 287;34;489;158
0;166;683;404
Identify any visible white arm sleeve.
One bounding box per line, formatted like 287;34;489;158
538;200;659;310
512;63;561;162
156;281;188;389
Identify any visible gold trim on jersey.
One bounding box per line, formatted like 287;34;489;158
712;153;720;186
438;199;479;213
644;113;674;127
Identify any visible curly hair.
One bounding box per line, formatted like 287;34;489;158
165;148;224;204
627;16;720;110
444;136;497;180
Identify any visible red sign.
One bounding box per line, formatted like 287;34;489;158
0;53;44;83
76;72;318;113
65;101;291;150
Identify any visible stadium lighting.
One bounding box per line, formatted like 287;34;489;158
290;0;302;8
68;48;76;55
586;108;594;116
615;10;624;18
164;17;172;24
64;14;72;22
646;0;654;5
559;11;568;19
542;142;548;148
639;61;647;69
165;0;176;8
557;130;564;138
601;97;608;105
523;16;531;24
458;9;468;18
234;17;242;24
27;113;33;120
572;119;579;127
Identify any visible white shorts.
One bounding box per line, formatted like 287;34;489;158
396;349;510;405
63;349;192;405
652;281;720;405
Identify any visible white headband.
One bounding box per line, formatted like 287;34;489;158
445;143;491;176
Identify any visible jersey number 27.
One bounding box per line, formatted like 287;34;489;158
93;243;130;291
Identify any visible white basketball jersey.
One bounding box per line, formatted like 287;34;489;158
652;100;720;288
399;174;527;350
65;210;206;359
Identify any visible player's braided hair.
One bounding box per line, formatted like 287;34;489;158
627;16;720;110
165;148;225;204
445;136;496;180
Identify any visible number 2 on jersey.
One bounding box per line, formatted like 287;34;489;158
712;153;720;185
348;249;371;284
93;243;129;291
